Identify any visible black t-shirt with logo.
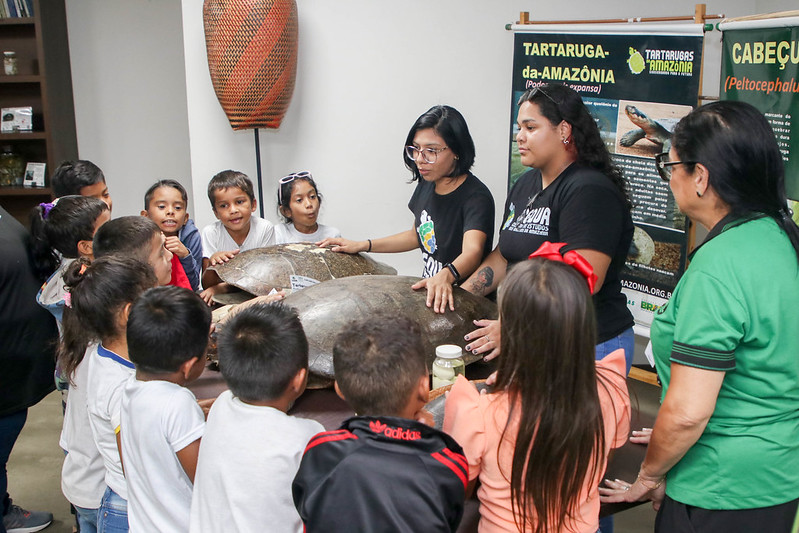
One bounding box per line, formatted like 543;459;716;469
498;164;634;343
407;173;495;279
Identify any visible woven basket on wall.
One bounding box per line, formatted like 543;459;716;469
203;0;298;130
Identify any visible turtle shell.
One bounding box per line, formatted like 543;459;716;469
210;243;397;296
282;275;498;388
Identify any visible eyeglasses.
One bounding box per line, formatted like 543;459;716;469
279;171;312;204
405;145;448;164
655;153;696;182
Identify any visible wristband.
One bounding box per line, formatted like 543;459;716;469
444;263;461;284
367;239;372;252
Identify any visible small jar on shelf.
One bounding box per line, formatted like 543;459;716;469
0;145;26;187
3;51;19;76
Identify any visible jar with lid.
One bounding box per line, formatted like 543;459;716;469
4;51;18;76
431;344;465;389
0;146;25;187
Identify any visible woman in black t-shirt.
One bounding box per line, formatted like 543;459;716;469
320;105;494;313
462;83;635;373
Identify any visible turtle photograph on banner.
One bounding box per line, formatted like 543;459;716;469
719;17;799;221
508;29;704;333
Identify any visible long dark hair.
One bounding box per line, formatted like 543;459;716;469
57;257;156;381
402;105;476;181
672;100;799;260
519;83;630;207
494;259;618;532
29;195;109;280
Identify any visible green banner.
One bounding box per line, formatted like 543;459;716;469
721;27;799;201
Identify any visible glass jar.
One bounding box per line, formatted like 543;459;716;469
431;344;465;389
0;146;25;187
3;51;18;76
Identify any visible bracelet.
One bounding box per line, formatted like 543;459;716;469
367;239;372;252
444;263;461;284
635;473;665;491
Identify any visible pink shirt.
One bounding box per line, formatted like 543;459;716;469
443;349;630;533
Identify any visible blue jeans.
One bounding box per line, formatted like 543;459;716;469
595;327;635;376
0;409;27;533
97;487;127;533
76;505;98;533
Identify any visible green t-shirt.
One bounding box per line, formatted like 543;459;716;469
651;215;799;509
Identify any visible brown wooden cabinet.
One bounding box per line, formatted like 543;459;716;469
0;0;77;225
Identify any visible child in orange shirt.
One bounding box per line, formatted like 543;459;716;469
444;257;630;533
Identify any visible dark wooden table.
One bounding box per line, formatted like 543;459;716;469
189;363;660;531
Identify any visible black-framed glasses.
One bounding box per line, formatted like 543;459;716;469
278;171;312;203
405;145;448;164
655;152;696;182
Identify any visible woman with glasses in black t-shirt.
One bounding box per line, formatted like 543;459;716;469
319;105;495;314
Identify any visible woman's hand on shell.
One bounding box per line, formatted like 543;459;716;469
317;237;365;254
464;319;501;361
412;270;455;314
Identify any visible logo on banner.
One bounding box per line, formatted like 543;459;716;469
627;48;646;74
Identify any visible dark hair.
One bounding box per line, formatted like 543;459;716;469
402;105;476;181
57;257;156;381
671;100;799;260
216;302;308;402
29;195;109;280
495;258;622;533
207;170;255;207
127;286;211;374
93;216;160;262
52;160;106;198
277;173;323;223
518;83;630;207
333;315;427;416
143;179;189;210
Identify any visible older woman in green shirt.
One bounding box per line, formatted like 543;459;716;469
600;101;799;532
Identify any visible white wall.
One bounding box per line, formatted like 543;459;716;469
68;0;777;275
65;0;192;217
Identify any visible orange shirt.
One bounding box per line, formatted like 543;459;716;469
443;349;630;533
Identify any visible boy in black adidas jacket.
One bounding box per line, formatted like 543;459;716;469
292;315;467;532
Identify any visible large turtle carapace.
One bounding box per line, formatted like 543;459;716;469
285;275;498;388
210;243;397;295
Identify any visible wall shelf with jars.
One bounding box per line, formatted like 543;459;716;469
0;0;77;225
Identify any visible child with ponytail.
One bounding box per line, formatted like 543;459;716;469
30;195;110;325
57;257;157;533
444;253;630;533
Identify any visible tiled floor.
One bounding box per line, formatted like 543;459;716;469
7;391;657;532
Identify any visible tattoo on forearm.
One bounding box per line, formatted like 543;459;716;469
468;267;494;295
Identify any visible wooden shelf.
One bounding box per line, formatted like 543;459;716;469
0;186;52;196
0;0;77;226
0;74;41;83
0;17;34;26
0;131;46;140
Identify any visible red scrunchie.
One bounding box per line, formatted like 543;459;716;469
528;242;598;293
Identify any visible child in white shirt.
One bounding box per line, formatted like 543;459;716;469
60;257;158;533
274;171;340;244
200;170;275;304
190;302;323;533
120;286;211;533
